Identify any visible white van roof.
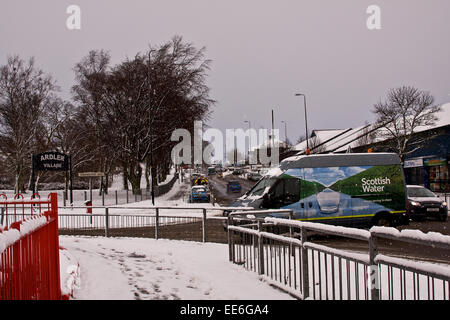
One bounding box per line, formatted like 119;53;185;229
280;153;401;170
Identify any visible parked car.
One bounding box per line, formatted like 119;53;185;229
232;168;244;175
227;180;242;193
407;185;448;221
189;185;211;203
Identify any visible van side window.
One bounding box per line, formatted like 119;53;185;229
270;178;300;208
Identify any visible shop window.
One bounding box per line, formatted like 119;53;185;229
429;165;449;192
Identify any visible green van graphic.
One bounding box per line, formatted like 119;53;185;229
230;153;408;227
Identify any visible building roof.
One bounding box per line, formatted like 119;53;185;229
413;102;450;133
293;102;450;155
293;129;348;151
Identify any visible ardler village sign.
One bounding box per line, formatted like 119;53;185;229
32;151;73;204
33;152;69;171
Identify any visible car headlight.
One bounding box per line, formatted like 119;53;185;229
410;201;421;207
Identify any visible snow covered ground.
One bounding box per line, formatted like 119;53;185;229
57;173;223;218
57;174;290;301
59;236;294;300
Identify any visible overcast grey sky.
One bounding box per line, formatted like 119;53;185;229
1;0;449;144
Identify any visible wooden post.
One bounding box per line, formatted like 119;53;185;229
155;208;159;240
105;207;109;237
89;178;93;203
69;155;73;206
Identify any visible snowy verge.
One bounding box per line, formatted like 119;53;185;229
59;246;81;300
59;236;294;300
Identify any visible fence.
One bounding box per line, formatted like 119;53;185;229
227;210;450;300
0;174;180;209
56;205;253;243
61;175;179;207
0;193;61;300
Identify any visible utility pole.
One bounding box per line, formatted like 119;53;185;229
295;93;309;151
271;109;275;152
281;120;288;146
244;120;251;167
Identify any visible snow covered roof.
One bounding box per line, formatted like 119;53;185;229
317;125;370;153
294;126;369;154
294;102;450;154
293;129;348;151
251;137;289;151
413;102;450;133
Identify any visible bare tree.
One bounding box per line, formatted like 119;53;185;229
0;55;59;193
72;50;117;194
296;135;306;145
372;85;441;162
71;37;214;195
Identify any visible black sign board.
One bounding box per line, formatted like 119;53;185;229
33;152;70;171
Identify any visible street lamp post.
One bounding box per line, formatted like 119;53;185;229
244;120;251;167
281;120;288;146
295;93;309;150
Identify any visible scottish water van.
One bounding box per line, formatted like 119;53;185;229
230;153;409;227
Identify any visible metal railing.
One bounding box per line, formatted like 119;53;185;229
0;193;61;300
56;205;253;242
227;210;450;300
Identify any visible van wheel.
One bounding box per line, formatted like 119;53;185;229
373;213;392;227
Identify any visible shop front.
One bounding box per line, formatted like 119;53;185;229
425;157;449;193
404;156;450;193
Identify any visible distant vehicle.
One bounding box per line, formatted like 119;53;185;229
191;173;201;184
247;172;263;181
226;153;409;228
227;180;242;193
407;185;448;221
193;176;209;186
190;186;211;203
208;167;216;175
232;168;244;175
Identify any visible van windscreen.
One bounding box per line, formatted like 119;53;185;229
246;177;277;196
